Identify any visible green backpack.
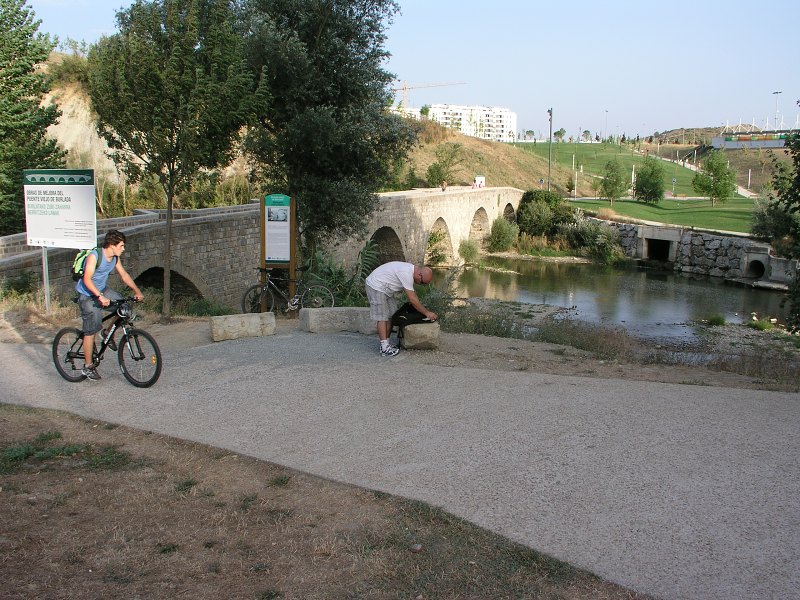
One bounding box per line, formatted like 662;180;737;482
71;248;99;282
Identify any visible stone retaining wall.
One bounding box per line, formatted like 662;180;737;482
606;220;798;282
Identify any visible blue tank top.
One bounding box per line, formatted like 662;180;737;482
76;249;117;296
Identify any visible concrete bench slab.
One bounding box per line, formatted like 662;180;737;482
210;312;276;341
299;307;374;334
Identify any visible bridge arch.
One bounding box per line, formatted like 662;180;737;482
370;226;407;264
502;203;516;222
469;207;491;248
425;217;455;266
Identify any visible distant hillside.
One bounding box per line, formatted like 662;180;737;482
403;123;592;195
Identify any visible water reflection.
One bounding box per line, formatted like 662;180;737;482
447;257;789;340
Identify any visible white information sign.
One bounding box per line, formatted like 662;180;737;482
23;169;96;249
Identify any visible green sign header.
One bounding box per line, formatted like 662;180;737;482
23;169;94;185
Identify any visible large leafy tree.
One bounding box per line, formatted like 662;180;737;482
238;0;417;248
0;0;65;235
87;0;252;318
600;159;627;205
777;127;800;214
634;155;665;204
692;150;736;207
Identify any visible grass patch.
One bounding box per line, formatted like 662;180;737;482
573;196;755;233
535;316;636;361
746;318;775;331
175;478;198;493
705;314;727;326
269;474;292;487
0;430;132;475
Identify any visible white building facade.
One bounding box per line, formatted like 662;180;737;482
427;104;517;142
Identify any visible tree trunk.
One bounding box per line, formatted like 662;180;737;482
161;184;174;321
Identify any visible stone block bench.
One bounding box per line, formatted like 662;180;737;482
209;308;440;349
300;307;440;349
299;306;374;334
209;312;276;341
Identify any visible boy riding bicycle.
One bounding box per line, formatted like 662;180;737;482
76;230;143;381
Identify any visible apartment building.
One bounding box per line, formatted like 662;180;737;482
427;104;517;142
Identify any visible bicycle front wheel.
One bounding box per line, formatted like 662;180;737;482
118;329;162;388
52;327;86;382
301;285;335;309
241;284;275;313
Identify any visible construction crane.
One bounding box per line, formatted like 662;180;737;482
392;80;467;111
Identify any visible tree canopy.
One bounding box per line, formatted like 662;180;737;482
238;0;417;247
634;155;665;204
692;150;736;206
0;0;65;235
600;159;627;205
87;0;252;317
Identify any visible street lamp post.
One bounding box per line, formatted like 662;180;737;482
547;108;553;191
604;109;608;142
773;91;782;131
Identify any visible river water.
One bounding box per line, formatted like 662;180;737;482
449;257;789;341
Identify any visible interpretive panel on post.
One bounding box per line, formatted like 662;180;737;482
264;193;292;264
23;169;96;249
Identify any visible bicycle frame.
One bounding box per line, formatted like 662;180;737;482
66;301;141;363
257;267;308;306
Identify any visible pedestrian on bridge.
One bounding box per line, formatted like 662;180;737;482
365;262;438;357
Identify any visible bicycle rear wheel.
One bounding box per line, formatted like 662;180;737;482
52;327;87;382
301;285;335;309
118;329;162;388
241;284;275;313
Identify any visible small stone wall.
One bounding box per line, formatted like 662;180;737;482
606;220;799;282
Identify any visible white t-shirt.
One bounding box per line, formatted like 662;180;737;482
365;261;414;294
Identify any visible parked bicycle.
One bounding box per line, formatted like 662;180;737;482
241;265;334;314
52;297;162;388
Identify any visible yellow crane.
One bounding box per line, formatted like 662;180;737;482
392;80;467;111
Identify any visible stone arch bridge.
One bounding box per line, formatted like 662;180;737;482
0;187;522;311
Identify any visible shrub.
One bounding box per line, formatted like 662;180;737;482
516;233;549;254
486;217;518;252
706;314;726;326
458;239;480;265
519;189;564;211
517;201;552;237
426;230;448;265
556;216;623;265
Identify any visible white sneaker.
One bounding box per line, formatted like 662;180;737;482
380;344;400;357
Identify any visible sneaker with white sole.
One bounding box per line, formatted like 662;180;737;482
380;344;400;357
81;365;101;381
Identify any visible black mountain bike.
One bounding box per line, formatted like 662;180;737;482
241;266;334;314
52;297;162;388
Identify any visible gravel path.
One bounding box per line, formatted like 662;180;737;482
3;327;800;600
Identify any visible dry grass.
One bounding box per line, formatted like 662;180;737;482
0;404;652;600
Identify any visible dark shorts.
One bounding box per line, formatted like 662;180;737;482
78;288;121;335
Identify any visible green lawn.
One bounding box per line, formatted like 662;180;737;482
571;197;756;233
512;142;701;197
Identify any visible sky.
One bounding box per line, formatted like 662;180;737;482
29;0;800;139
